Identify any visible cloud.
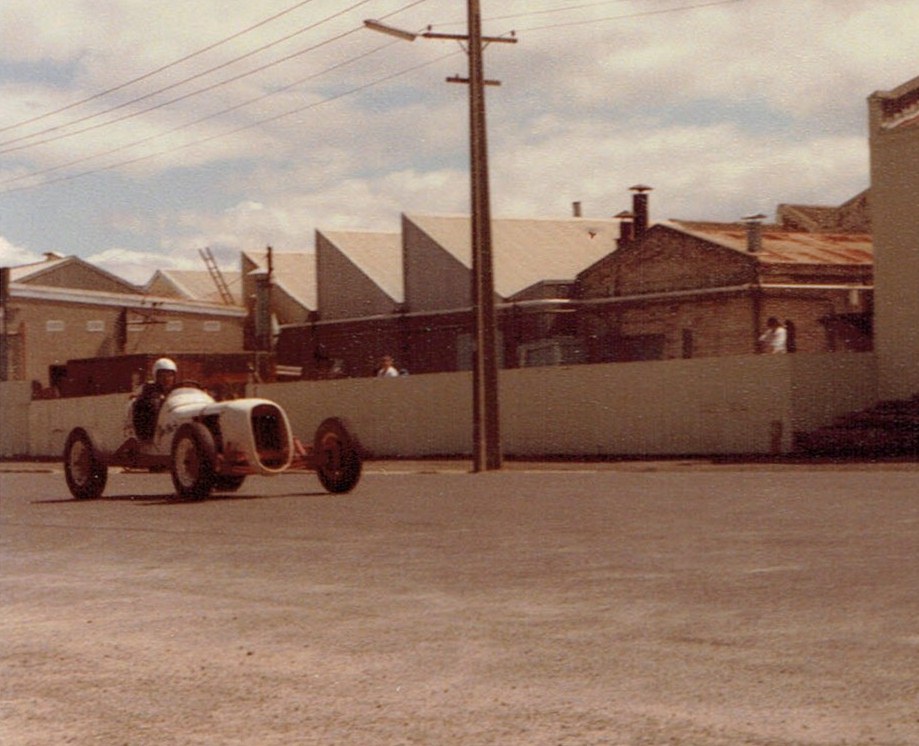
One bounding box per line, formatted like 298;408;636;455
0;0;913;284
0;235;42;266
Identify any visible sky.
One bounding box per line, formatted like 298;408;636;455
0;0;916;284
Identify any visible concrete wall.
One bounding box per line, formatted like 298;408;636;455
6;353;876;461
0;381;31;457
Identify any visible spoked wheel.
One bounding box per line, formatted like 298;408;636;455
63;428;108;500
313;418;362;494
170;423;216;500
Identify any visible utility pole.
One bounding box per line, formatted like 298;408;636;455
365;2;515;471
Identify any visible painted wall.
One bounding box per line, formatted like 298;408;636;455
13;353;877;460
0;381;31;457
869;76;919;399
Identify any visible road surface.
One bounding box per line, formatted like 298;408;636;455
2;460;918;745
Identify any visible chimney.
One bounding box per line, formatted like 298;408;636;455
742;213;767;253
615;210;634;248
630;185;652;238
572;201;582;218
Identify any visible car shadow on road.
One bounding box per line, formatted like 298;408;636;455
33;490;330;506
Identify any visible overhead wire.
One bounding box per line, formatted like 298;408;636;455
0;34;405;188
0;48;461;196
0;0;323;137
0;0;380;152
512;0;742;33
0;0;434;191
0;0;742;196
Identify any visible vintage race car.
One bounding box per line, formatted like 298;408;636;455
62;382;362;500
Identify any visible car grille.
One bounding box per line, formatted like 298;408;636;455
251;404;290;468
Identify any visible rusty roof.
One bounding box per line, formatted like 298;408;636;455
667;221;873;265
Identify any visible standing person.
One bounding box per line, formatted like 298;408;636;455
133;357;178;440
758;317;788;354
376;355;400;378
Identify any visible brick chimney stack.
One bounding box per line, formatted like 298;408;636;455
615;210;634;248
630;185;652;238
742;213;767;253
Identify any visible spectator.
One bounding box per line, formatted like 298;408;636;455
376;355;400;378
758;317;787;354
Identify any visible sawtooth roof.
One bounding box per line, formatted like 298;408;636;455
405;214;621;298
317;230;403;303
667;221;873;265
243;250;315;310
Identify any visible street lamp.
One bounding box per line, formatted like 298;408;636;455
365;3;515;471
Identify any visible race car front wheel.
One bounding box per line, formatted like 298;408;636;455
313;417;362;494
63;428;108;500
171;423;216;500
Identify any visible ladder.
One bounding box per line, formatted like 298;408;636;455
199;247;235;305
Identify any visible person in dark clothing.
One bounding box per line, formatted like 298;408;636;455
133;357;177;441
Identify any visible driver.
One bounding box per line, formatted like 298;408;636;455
133;357;178;441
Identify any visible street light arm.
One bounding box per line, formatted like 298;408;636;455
363;19;417;41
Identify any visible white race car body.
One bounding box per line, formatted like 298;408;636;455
63;384;362;500
116;386;294;476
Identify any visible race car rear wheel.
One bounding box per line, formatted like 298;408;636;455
313;417;362;494
171;423;216;500
63;428;108;500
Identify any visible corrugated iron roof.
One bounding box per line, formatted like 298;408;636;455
145;269;243;305
318;230;403;303
244;250;316;310
405;214;621;298
667;220;873;265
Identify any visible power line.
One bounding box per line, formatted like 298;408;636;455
0;0;380;152
0;49;461;196
515;0;743;33
0;35;403;188
0;0;323;137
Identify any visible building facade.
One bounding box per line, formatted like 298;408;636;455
575;220;873;363
869;74;919;399
1;254;246;391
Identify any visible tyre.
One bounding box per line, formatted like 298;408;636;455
170;423;216;500
213;474;246;493
63;428;108;500
313;418;362;494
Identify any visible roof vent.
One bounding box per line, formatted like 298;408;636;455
43;251;65;261
742;213;767;253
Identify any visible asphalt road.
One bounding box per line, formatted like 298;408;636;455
1;460;918;745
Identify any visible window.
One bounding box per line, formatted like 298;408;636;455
166;320;183;332
86;320;105;332
203;320;221;333
45;320;65;332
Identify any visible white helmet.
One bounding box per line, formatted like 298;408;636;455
153;357;177;375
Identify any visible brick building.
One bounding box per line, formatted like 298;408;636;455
575;217;873;362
